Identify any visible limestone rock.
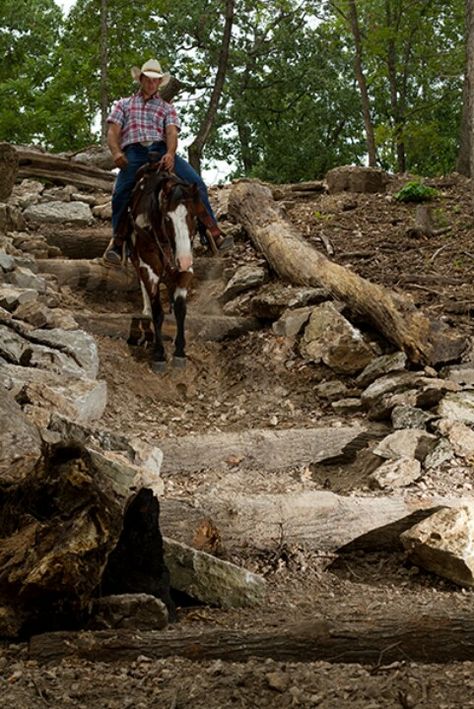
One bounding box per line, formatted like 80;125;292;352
356;351;407;388
391;405;433;430
315;380;350;401
24;201;94;226
28;327;99;379
440;365;474;388
369;457;422;490
0;285;38;311
401;505;474;587
300;302;375;374
438;392;474;425
90;593;168;630
5;265;47;292
0;251;15;272
219;265;267;304
249;283;330;320
373;429;437;462
272;306;313;337
331;397;364;414
437;419;474;460
423;439;454;469
163;537;266;608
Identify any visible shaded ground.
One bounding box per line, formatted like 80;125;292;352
2;174;474;707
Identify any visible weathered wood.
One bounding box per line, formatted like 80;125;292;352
159;493;469;552
14;146;115;192
29;602;474;664
0;142;19;200
42;227;111;259
37;257;224;290
271;180;326;200
72;311;260;342
37;258;139;291
158;425;366;474
228;180;467;365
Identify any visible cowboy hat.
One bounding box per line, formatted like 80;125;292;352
131;59;171;88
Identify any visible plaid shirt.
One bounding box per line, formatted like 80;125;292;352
107;92;181;148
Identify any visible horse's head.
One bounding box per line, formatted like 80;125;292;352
153;172;200;272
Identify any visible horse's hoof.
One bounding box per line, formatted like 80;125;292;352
151;359;167;373
172;356;187;369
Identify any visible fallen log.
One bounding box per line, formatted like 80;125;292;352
42;226;111;259
29;601;474;664
227;180;467;366
37;258;139;291
14;145;115;192
36;257;224;291
158;425;367;474
160;493;469;552
72;311;260;342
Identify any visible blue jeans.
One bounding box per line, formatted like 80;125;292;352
111;142;217;234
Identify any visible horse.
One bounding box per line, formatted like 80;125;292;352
125;163;213;372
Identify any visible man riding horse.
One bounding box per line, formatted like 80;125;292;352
104;58;233;265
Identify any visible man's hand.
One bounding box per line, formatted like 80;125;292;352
159;152;175;172
113;151;128;169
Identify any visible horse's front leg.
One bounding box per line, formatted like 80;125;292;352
172;271;193;367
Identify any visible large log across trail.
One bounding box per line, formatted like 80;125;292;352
29;601;474;664
228;180;467;366
14;146;115;192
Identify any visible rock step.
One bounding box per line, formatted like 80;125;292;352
73;311;260;342
160;492;470;553
157;425;367;474
37;256;224;291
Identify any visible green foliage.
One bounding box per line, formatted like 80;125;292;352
0;0;468;181
394;181;439;203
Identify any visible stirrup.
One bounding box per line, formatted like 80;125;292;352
103;239;125;266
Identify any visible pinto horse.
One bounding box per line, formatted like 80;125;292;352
126;164;212;371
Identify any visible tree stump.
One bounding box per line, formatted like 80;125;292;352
0;142;19;201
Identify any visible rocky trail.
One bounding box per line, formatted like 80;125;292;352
1;163;474;707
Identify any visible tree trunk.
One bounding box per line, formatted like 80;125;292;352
347;0;377;167
29;601;474;664
99;0;109;145
188;0;234;174
227;180;467;366
468;0;474;184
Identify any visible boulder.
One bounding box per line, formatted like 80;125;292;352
369;457;422;490
90;594;168;630
438;392;474;425
300;302;375;374
219;265;267;304
163;537;266;608
326;165;390;194
24;201;94;226
401;505;474;587
373;429;437;462
356;351;408;388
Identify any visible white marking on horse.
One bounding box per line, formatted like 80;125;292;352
169;204;193;271
140;280;152;317
138;256;160;316
175;287;188;299
135;213;151;229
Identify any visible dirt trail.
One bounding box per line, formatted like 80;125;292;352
3;181;474;707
